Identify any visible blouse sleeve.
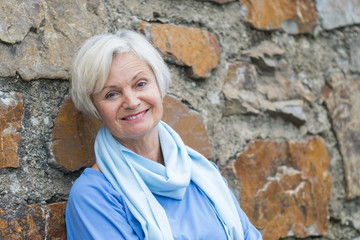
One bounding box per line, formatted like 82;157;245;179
65;172;143;240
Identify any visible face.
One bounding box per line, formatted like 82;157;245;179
92;52;163;145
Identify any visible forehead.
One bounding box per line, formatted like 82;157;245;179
93;52;155;94
111;52;152;73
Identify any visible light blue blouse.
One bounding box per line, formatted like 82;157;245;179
66;168;262;240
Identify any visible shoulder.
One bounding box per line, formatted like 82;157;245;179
66;169;143;239
69;168;112;194
68;168;125;210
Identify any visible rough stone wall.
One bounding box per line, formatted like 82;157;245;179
0;0;360;239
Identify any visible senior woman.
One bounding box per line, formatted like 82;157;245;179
66;29;262;240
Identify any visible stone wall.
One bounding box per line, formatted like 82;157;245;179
1;0;360;239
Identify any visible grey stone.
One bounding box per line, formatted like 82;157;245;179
0;0;109;80
316;0;360;30
266;100;307;127
280;19;299;35
349;35;360;73
242;41;285;72
0;0;44;44
223;78;261;115
323;71;360;198
222;41;314;126
0;44;17;77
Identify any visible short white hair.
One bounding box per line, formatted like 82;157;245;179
71;30;171;119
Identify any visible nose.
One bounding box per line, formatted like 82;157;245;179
122;89;140;109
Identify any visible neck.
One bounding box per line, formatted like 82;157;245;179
115;130;164;165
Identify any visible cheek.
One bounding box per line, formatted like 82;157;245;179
146;88;162;107
97;103;117;119
153;94;163;110
156;99;164;118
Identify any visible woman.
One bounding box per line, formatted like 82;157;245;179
66;30;262;240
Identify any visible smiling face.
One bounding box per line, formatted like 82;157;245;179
92;52;163;146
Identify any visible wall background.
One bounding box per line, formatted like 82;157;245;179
1;0;360;239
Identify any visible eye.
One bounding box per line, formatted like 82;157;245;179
137;80;147;88
105;91;118;99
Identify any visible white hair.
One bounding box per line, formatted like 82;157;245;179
71;30;171;119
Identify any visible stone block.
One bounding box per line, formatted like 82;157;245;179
0;202;67;239
0;0;109;80
0;0;43;44
322;71;360;199
240;0;318;34
0;204;45;239
49;97;103;172
50;95;213;172
139;21;221;79
45;202;67;239
162;95;213;159
0;91;24;169
227;137;331;239
266;100;307;127
349;34;360;73
316;0;360;30
222;41;315;126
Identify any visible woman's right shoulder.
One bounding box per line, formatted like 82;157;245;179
66;169;144;239
70;168;110;190
68;168;124;205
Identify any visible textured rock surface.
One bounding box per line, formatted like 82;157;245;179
0;204;45;239
139;21;221;79
348;33;360;73
240;0;318;34
0;0;43;44
229;137;331;239
0;202;67;239
49;97;103;172
0;0;109;80
45;202;67;239
162;95;213;159
222;41;314;126
316;0;360;30
0;91;24;169
323;71;360;199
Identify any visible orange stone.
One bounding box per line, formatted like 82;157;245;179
0;202;67;239
50;96;103;172
162;95;213;159
50;95;212;171
240;0;318;34
139;21;221;79
0;92;24;169
45;202;67;239
232;137;331;239
0;204;45;239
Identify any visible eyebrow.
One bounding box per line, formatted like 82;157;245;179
101;71;149;92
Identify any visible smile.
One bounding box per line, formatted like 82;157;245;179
122;109;149;121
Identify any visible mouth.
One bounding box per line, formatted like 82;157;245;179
122;109;149;121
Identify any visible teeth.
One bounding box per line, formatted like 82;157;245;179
124;111;145;120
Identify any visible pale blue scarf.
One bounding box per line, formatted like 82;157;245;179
95;121;244;240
